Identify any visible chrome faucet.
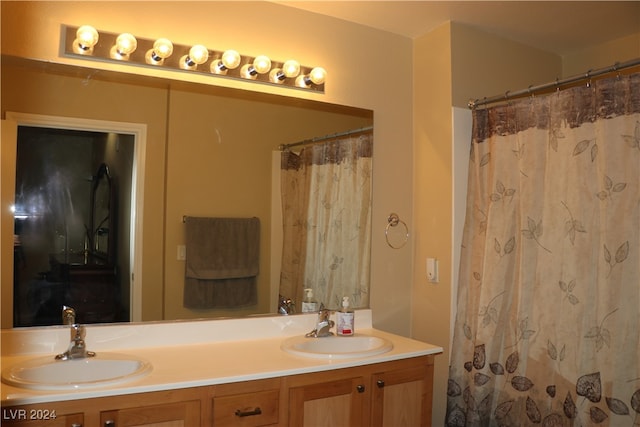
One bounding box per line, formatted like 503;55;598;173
305;304;335;338
56;306;96;360
278;294;296;315
62;305;76;325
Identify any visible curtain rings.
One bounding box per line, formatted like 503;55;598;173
385;213;409;249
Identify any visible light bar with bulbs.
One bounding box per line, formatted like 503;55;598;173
63;25;326;92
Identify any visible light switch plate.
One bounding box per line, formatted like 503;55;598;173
177;245;186;261
427;258;439;283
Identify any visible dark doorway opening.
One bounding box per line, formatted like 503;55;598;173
13;126;134;326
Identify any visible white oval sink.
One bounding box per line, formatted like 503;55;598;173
281;334;393;359
1;352;152;391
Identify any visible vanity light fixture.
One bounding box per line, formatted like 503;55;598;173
240;55;272;79
145;38;174;65
110;33;137;60
211;49;242;75
62;25;326;92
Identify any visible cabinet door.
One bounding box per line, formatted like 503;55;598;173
100;400;200;427
288;375;367;427
371;362;433;427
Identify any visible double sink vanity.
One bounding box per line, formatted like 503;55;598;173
1;310;442;426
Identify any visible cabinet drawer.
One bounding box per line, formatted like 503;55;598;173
213;389;279;426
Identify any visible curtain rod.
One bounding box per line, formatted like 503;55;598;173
279;125;373;151
468;57;640;109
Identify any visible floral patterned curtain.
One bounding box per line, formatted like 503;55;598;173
279;132;372;310
447;72;640;426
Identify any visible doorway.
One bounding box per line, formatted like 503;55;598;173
6;112;146;327
13;126;133;325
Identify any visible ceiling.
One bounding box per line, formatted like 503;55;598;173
274;1;640;55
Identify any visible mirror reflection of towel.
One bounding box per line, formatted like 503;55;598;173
183;217;259;309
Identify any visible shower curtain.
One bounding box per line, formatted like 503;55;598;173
447;72;640;426
279;132;372;310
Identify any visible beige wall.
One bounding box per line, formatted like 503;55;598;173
412;22;455;425
450;22;562;108
1;1;414;332
563;32;640;76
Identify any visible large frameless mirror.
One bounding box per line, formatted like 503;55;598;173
2;56;373;328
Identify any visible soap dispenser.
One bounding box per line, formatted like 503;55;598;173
336;296;354;336
301;288;318;313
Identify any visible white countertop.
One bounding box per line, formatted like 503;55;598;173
1;310;443;405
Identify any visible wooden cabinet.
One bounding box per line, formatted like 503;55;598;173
285;355;435;427
45;254;120;325
1;389;204;427
100;400;201;426
371;359;434;427
1;355;436;427
94;389;204;426
287;372;368;427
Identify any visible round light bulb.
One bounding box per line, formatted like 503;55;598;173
221;50;241;69
309;67;327;85
115;33;137;55
253;55;272;74
282;59;300;78
146;39;173;65
188;44;209;65
111;33;137;59
76;25;99;49
153;38;173;59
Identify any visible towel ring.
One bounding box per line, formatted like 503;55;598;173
385;213;409;249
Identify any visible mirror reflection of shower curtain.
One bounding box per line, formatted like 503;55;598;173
279;132;372;310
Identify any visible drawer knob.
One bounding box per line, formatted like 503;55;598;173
235;407;262;417
377;380;385;388
356;384;365;393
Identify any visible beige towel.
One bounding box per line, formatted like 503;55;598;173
184;217;259;309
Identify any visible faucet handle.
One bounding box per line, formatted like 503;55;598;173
318;303;330;316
